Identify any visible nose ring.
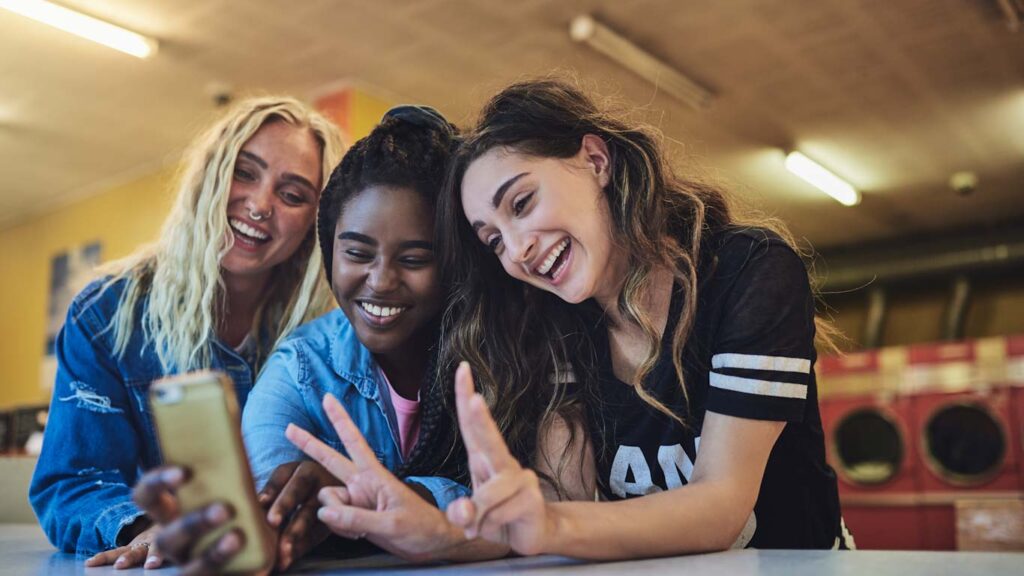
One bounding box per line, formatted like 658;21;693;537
248;207;272;221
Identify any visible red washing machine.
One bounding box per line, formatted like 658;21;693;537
818;347;924;550
906;338;1019;550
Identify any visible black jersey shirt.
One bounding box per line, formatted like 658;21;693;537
584;227;846;549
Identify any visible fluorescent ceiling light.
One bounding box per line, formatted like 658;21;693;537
785;151;861;207
570;14;714;111
0;0;157;58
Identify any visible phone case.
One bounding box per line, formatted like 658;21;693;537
150;371;274;573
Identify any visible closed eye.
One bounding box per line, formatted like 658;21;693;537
344;249;373;262
234;167;257;182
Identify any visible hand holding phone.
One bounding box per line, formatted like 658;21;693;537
146;371;274;574
133;465;246;573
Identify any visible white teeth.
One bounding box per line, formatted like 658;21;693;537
229;218;269;241
537;238;570;275
360;302;406;318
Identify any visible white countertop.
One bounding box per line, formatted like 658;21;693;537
1;524;1021;575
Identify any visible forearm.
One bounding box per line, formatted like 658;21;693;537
544;481;748;560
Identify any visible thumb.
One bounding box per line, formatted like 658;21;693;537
318;504;391;537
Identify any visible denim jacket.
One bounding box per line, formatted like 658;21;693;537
241;309;468;510
29;278;256;555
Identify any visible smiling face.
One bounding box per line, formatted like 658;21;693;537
332;185;442;355
221;119;323;284
460;136;626;306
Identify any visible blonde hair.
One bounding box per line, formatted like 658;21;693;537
101;96;344;372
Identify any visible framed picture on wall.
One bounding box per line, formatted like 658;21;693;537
40;241;102;392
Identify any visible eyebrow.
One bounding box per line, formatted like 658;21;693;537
337;233;433;252
238;150;267;169
238;150;318;192
472;171;529;232
338;232;376;245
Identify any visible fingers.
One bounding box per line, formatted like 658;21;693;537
112;542;150;570
466;393;515;466
266;462;316;527
156;502;233;565
132;466;187;523
286;423;355;483
277;503;328;571
179;529;245;576
473;470;542;540
453;363;516;482
257;461;300;511
322;394;382;471
453;362;477;452
143;545;165;570
467;469;530;534
318;485;351;509
445;497;477;531
316;486;365;540
317;504;390;539
84;545;131;568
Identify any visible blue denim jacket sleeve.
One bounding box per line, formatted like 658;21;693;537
404;476;470;511
241;343;314;492
29;290;146;555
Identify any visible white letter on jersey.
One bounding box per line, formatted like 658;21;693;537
609;446;662;498
657;444;693;489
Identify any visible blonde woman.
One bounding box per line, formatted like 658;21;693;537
28;97;343;568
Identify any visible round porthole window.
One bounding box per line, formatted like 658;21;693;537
924;403;1006;486
834;408;904;485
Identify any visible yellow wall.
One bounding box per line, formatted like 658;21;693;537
0;169;176;409
0;87;392;410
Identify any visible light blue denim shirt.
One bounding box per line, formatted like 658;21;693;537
29;278;256;555
241;309;467;510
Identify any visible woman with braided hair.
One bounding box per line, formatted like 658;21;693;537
286;78;853;563
127;105;485;572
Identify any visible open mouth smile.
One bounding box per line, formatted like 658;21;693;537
229;218;271;250
533;237;572;284
356;300;409;328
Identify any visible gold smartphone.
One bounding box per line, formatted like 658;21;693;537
150;371;274;573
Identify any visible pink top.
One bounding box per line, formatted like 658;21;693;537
380;367;421;460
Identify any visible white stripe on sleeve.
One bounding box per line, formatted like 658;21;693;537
712;353;811;374
710;371;808;399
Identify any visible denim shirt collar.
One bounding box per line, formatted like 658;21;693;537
328;312;379;400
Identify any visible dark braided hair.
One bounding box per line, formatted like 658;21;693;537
315;106;467;483
317;106;457;285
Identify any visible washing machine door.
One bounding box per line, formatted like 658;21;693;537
834;408;905;485
923;402;1007;486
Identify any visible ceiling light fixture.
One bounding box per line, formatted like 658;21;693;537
0;0;157;59
570;14;714;111
785;151;861;207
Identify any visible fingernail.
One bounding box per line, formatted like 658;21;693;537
114;557;127;568
206;503;229;523
145;556;159;568
218;532;240;554
318;507;338;522
161;467;184;483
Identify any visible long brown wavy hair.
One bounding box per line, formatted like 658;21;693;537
426;79;838;490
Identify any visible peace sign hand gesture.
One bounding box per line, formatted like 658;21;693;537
284;393;461;561
445;362;554;556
